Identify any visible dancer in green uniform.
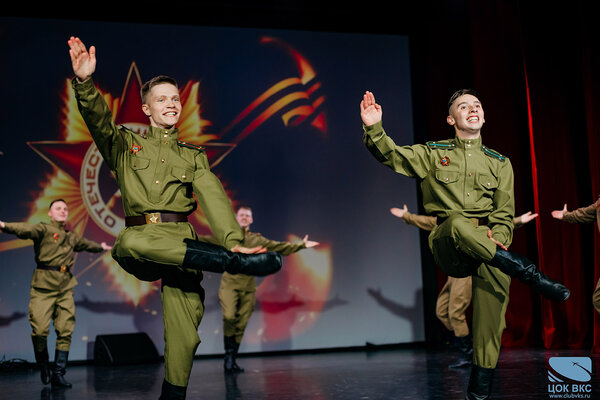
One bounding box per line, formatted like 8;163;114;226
0;199;111;387
361;89;569;399
67;36;282;399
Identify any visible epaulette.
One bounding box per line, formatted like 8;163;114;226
177;140;205;152
426;140;456;150
481;145;506;161
120;125;148;139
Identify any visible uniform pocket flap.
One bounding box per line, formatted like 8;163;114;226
171;167;194;182
130;156;150;170
478;174;498;189
435;169;460;184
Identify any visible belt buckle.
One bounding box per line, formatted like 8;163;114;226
60;265;67;273
145;212;162;224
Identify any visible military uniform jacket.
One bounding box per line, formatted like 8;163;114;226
364;121;515;246
221;229;306;291
1;221;103;291
563;195;600;232
72;78;243;249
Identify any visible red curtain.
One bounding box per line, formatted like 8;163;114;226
411;0;599;350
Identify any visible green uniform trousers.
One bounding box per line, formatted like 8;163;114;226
112;222;205;387
428;214;511;369
219;285;256;343
29;286;75;352
435;276;472;338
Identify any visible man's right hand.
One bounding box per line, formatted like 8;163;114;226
68;36;96;82
0;220;5;229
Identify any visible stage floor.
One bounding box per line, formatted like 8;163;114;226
1;346;598;399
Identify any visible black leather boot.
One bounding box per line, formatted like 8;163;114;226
466;365;494;399
231;340;245;373
159;379;187;400
50;350;72;388
33;346;52;384
183;239;282;277
449;334;472;369
489;248;570;301
224;336;244;373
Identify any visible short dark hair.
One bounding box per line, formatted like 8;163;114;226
49;198;67;209
140;75;178;104
448;89;479;111
237;206;252;213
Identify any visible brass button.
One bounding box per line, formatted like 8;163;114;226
468;153;472;157
164;141;168;145
161;159;166;163
468;172;472;177
155;180;160;184
467;192;471;196
445;178;449;182
182;175;186;179
487;182;491;186
163;134;168;138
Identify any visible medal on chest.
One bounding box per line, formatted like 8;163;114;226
440;156;450;166
130;143;143;155
53;232;60;242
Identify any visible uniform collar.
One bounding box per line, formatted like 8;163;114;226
453;135;482;150
50;220;66;230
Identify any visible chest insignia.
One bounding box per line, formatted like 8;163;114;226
440;156;450;166
130;143;143;155
53;232;59;242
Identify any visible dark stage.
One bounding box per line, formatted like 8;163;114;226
1;346;598;399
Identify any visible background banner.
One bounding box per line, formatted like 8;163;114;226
0;17;421;361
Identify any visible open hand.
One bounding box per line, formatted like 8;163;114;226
360;91;382;126
302;234;319;248
390;204;408;218
68;36;96;82
551;204;568;220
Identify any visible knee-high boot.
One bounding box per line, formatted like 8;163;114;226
32;338;52;385
489;248;570;301
50;350;72;388
182;239;282;277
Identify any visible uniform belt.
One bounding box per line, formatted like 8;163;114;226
37;264;70;273
437;216;489;227
125;212;189;227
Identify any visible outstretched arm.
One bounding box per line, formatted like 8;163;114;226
390;205;437;231
554;199;598;224
68;36;96;82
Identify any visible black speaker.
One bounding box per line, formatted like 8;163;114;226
94;332;160;366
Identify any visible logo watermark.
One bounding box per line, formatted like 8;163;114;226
547;357;593;398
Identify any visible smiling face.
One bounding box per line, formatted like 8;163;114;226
447;93;485;138
141;83;182;129
48;200;68;223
